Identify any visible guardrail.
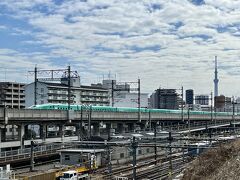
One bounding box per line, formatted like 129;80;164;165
163;120;240;132
0;143;75;164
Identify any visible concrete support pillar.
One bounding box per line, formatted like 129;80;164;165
75;124;80;141
106;123;114;140
59;124;65;142
160;122;164;130
156;122;161;132
40;124;47;142
92;123;100;136
0;126;6;143
11;125;15;140
127;123;135;132
117;123;125;134
24;125;29;140
18;124;25;149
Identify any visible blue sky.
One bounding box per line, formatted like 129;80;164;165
1;0;240;96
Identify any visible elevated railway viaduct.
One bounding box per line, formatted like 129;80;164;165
0;108;239;151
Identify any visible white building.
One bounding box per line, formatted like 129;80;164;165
114;92;148;108
92;79;148;108
25;77;110;107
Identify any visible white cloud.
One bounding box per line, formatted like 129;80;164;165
0;0;240;96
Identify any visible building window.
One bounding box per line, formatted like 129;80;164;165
64;155;70;160
120;153;124;158
146;148;150;153
41;100;44;104
41;88;44;93
138;150;142;155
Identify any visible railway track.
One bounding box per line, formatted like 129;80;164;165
134;158;187;180
102;152;191;179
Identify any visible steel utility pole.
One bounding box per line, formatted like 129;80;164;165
67;66;71;110
232;96;235;133
34;66;37;106
132;137;138;180
154;123;157;165
188;106;190;135
211;92;213;121
30;140;34;172
79;106;83;141
111;80;114;107
138;79;141;122
148;109;151;131
88;105;92;140
107;142;112;179
168;131;173;178
181;86;184;121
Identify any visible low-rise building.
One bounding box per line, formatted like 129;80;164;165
58;149;106;168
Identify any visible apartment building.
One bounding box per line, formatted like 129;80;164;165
25;77;110;107
0;82;25;109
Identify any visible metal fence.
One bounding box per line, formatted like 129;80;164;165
0;143;75;163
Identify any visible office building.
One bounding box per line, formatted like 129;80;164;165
215;95;232;112
150;88;179;109
195;95;209;105
185;89;194;105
